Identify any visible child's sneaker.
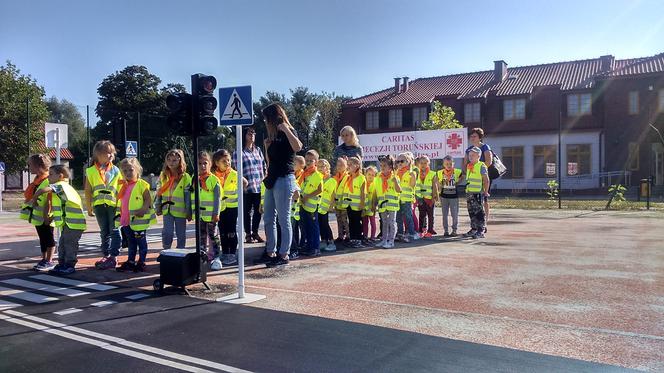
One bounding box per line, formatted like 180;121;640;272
223;254;238;266
38;261;56;271
402;236;411;243
210;258;223;271
133;261;146;272
412;233;421;241
450;230;458;237
463;229;476;238
60;266;76;275
385;241;395;249
323;241;336;252
288;251;299;260
266;256;289;268
94;257;109;269
97;256;117;270
318;241;328;251
473;231;486;239
443;231;450;238
33;259;46;270
116;261;135;272
422;232;432;238
376;240;387;248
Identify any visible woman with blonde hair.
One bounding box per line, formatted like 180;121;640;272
332;125;363;168
260;103;303;267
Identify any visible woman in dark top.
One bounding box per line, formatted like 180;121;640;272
261;103;302;267
332;125;363;169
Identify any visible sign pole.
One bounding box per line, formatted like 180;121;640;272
55;128;61;165
236;124;245;298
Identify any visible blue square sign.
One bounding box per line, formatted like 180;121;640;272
219;86;253;126
125;141;138;158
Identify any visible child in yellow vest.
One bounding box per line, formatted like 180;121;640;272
21;154;56;271
116;158;156;272
437;155;464;237
155;149;192;250
31;165;86;275
464;147;490;239
212;149;244;266
333;157;350;245
374;155;402;248
289;155;305;259
415;155;438;238
298;150;323;257
317;159;337;252
195;151;223;270
345;156;366;249
84;141;122;270
362;165;378;242
395;152;418;243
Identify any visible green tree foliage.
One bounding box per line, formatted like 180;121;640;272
289;87;320;149
92;66;188;174
419;101;462;130
0;61;50;173
546;179;559;201
310;93;349;161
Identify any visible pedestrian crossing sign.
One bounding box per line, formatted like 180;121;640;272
125;141;137;158
219;85;253;126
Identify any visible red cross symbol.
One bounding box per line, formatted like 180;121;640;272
447;133;463;150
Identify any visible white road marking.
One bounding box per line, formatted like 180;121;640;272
1;278;89;297
30;274;117;291
2;310;253;373
0;300;22;310
0;286;59;303
125;293;150;301
90;300;117;307
53;308;83;316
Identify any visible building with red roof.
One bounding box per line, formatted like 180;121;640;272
341;53;664;191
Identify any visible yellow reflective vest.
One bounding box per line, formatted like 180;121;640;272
345;174;366;212
300;171;323;213
194;174;221;222
115;179;157;231
465;162;487;194
86;164;122;207
374;174;401;213
158;172;192;218
399;169;415;204
20;178;52;226
318;178;337;215
220;169;238;212
334;173;350;210
438;168;463;196
51;181;87;231
415;169;436;199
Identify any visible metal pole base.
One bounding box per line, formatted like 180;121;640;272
217;292;266;304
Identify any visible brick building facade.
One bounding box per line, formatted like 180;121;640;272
341;53;664;190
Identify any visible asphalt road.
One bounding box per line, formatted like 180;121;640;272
0;268;633;373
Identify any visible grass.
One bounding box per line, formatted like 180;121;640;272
489;197;664;211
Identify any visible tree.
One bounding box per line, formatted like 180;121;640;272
92;66;190;174
0;61;50;174
419;101;462;130
289;87;319;150
46;97;87;187
310;93;349;161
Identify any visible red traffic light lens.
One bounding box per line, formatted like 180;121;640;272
200;76;217;94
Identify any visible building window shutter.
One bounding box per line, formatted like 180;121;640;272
379;110;388;129
403;107;413;128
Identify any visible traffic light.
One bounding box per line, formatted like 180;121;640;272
191;74;218;136
166;92;192;136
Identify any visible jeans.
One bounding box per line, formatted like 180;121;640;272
243;192;262;236
441;197;459;232
396;202;416;236
264;174;297;256
162;214;187;249
93;204;121;257
58;225;83;268
122;226;148;263
299;210;320;252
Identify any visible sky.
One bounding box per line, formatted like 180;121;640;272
1;0;664;115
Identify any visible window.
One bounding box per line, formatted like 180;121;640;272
658;89;664;112
501;146;524;179
566;144;591;175
365;111;379;130
503;99;526;120
567;93;592;116
628;91;639;115
533;145;557;178
464;102;481;123
628;142;639;171
413;107;428;126
388;109;402;128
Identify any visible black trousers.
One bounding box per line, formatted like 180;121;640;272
318;213;333;241
218;207;238;255
243;192;262;236
346;207;363;240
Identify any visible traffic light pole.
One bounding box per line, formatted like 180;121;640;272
236;125;245;298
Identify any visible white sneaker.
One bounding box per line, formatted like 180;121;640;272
411;233;420;241
385;241;395;249
210;258;222;271
376;240;387;248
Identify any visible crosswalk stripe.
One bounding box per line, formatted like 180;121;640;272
0;300;22;310
0;286;59;303
53;308;83;316
30;274;117;291
90;300;117;307
125;293;150;300
1;279;89;297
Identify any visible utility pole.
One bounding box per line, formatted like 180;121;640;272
558;93;563;209
86;105;90;165
137;112;141;162
26;98;30;162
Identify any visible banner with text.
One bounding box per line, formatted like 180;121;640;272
342;129;467;162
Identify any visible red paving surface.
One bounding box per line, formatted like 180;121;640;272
1;209;663;371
